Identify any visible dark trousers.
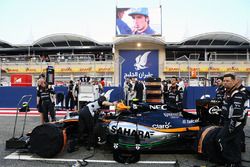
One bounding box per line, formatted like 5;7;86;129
78;107;95;147
163;93;168;104
41;101;55;122
216;123;244;164
65;94;75;110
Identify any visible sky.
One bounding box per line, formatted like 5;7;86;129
0;0;250;45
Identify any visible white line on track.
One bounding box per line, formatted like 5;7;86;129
4;151;177;164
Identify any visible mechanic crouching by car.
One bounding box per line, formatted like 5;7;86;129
78;96;116;150
37;79;56;124
165;76;184;112
216;73;249;167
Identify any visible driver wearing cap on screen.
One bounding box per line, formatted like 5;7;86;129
128;8;155;35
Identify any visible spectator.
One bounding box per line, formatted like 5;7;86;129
73;80;80;111
134;80;144;102
100;77;105;87
123;77;132;105
128;76;137;105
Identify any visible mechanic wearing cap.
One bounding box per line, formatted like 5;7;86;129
128;8;155;35
116;8;132;35
78;96;116;150
216;74;249;166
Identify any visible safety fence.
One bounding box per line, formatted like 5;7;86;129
0;86;249;109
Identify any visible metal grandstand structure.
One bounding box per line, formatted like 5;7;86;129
1;32;250;86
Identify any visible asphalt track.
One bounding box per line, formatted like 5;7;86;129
1;111;250;167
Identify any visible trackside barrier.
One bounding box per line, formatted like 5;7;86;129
0;86;249;109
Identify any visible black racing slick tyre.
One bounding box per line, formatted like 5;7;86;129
30;123;66;158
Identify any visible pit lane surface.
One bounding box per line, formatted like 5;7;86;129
1;115;250;167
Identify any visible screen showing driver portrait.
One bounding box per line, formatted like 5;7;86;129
116;7;162;36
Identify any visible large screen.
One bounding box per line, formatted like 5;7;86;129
116;7;162;36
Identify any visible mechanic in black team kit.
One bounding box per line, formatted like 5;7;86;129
165;76;184;112
215;77;225;103
216;74;249;167
78;96;116;150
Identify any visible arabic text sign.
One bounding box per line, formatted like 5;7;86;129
120;50;159;85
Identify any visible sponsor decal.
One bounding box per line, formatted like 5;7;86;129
168;67;179;72
120;50;158;86
14;78;22;83
163;112;181;118
79;67;92;72
208;106;220;115
96;67;113;72
152;122;172;129
6;68;19;73
60;67;72;72
227;67;239;71
149;104;168;110
110;126;152;139
182;119;199;124
134;51;150;70
25;68;36;72
124;71;153;80
209;67;220;71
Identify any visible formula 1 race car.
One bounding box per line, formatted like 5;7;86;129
6;98;227;164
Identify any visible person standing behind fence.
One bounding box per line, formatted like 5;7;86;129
123;77;132;105
73;80;80;111
66;80;75;111
128;77;137;105
134;80;144;102
162;80;169;104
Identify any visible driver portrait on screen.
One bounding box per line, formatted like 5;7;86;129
116;8;132;35
128;8;155;35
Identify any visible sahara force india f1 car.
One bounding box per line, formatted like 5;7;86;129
6;99;235;164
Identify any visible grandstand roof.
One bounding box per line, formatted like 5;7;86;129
0;39;13;48
114;35;166;45
179;32;250;46
32;33;110;47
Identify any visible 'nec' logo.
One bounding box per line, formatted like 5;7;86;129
149;104;168;110
134;51;151;71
